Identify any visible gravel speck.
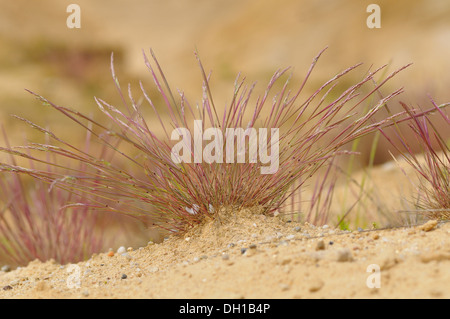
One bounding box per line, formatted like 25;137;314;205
315;240;325;251
1;265;11;272
308;278;324;292
336;249;354;262
419;220;438;232
121;274;127;280
117;246;126;254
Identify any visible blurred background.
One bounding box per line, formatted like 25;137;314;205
0;0;449;165
0;0;449;248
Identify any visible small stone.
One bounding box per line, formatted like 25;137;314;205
117;246;126;254
2;285;12;291
328;241;334;246
121;274;127;279
222;254;230;260
82;290;89;297
294;226;301;232
280;258;291;265
308;278;324;292
372;233;380;240
127;247;133;252
286;234;295;240
357;227;364;232
322;224;329;229
315;240;325;251
419;220;438;232
244;249;256;257
240;248;247;254
107;251;114;257
336;249;354;262
1;265;11;272
148;241;155;245
227;243;235;248
249;244;257;249
280;284;290;291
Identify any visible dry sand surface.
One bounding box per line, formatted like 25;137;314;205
1;161;449;299
0;208;448;299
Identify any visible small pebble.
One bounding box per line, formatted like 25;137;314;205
121;274;127;280
357;227;364;232
419;220;438;232
240;248;247;254
222;254;230;260
107;251;114;257
308;278;324;292
315;240;325;251
336;249;354;262
328;241;334;245
286;234;295;240
2;285;12;291
127;247;133;252
280;284;290;291
1;265;11;273
227;243;235;248
249;244;257;249
117;246;126;254
294;226;301;232
82;290;89;297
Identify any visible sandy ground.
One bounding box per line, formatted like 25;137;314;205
0;208;448;299
1;160;449;299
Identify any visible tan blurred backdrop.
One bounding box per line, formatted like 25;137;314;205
0;0;449;165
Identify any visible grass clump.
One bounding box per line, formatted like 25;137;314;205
380;100;450;220
0;134;108;266
0;48;432;237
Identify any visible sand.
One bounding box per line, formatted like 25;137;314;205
1;204;449;299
